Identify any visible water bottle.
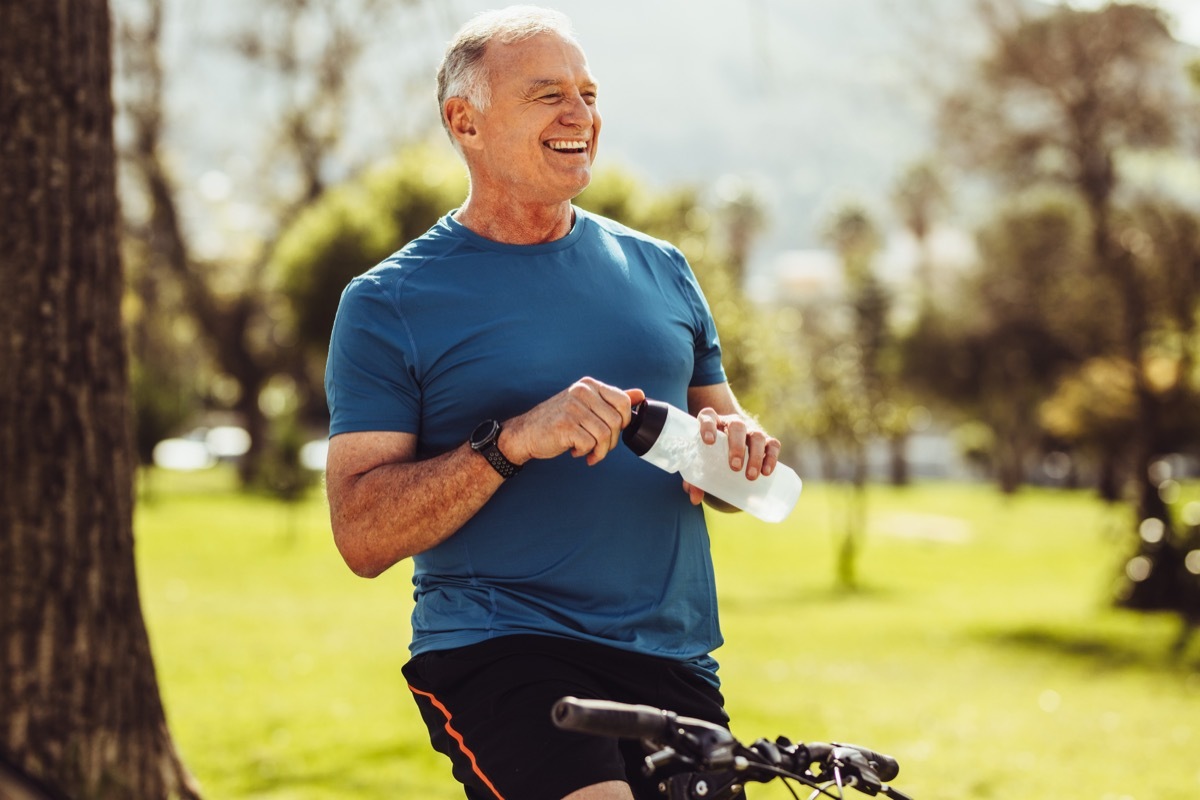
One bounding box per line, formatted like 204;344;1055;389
622;398;802;523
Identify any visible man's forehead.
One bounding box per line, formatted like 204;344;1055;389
486;32;594;78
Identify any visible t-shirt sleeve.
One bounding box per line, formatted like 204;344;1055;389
324;274;422;436
672;249;726;387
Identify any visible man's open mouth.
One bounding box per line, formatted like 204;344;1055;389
545;140;589;153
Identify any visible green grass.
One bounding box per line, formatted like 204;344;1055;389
136;469;1200;799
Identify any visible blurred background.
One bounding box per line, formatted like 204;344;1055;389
106;0;1200;796
120;0;1200;619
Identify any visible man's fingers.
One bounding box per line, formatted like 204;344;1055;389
696;407;721;445
515;379;649;465
566;405;613;462
724;418;748;472
567;378;640;465
692;406;782;480
569;428;599;459
744;432;766;479
761;439;781;476
581;413;617;464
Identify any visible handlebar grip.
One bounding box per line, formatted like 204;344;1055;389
551;696;672;740
807;742;900;783
841;744;899;782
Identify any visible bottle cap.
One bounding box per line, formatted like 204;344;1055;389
622;399;669;457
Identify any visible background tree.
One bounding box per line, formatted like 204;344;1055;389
934;0;1200;640
1101;195;1200;646
936;190;1097;491
116;0;429;485
888;160;952;486
0;1;200;797
806;201;890;587
712;174;767;287
938;0;1189;499
821;201;890;483
1040;195;1200;499
891;159;947;312
270;142;468;422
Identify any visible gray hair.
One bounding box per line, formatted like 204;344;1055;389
436;6;578;144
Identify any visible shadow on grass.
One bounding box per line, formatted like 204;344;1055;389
983;624;1200;674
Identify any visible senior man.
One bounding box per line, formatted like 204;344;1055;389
324;6;785;799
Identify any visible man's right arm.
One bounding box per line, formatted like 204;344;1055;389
325;378;643;578
325;431;508;578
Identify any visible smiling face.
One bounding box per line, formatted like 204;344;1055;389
456;32;601;209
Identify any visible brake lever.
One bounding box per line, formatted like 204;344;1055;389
641;715;739;773
643;745;683;776
830;747;884;795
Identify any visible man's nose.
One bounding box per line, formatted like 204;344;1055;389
559;92;593;127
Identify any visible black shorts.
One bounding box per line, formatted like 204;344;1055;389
401;634;728;800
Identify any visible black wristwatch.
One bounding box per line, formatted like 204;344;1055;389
469;419;522;479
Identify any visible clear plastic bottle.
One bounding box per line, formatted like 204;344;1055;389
622;398;802;523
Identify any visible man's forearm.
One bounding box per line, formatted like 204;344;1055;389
326;378;639;577
329;443;504;578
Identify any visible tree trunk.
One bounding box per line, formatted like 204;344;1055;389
836;482;867;591
888;433;909;487
1096;448;1121;502
0;2;201;798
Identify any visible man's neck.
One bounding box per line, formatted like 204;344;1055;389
454;195;576;245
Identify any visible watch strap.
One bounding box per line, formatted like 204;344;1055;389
470;419;521;479
479;443;521;479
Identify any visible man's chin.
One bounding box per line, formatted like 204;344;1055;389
571;174;593;198
566;167;594;195
540;173;592;204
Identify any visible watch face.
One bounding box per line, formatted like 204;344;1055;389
471;419;500;449
469;418;520;478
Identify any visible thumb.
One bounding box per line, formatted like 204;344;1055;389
625;387;646;407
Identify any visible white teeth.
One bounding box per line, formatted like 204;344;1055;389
547;141;587;151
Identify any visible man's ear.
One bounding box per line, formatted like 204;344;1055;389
445;97;481;150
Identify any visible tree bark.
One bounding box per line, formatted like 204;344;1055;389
0;1;201;797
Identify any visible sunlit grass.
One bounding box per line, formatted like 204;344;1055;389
715;483;1199;799
136;469;1200;799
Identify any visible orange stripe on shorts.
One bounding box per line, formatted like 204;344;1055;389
408;683;507;800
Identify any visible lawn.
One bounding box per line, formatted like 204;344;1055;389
135;468;1200;799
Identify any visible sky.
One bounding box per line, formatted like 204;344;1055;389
1157;0;1200;43
1144;1;1199;43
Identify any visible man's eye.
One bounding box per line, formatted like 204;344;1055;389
583;93;597;104
539;93;562;103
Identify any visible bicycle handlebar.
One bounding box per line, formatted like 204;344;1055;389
552;696;913;800
552;696;677;740
808;741;900;783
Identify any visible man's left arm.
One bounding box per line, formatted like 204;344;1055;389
684;382;783;510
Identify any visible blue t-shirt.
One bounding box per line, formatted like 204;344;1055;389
325;208;728;682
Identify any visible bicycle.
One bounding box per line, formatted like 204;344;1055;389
552;696;915;800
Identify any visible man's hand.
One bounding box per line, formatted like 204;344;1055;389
683;407;782;508
502;378;645;467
